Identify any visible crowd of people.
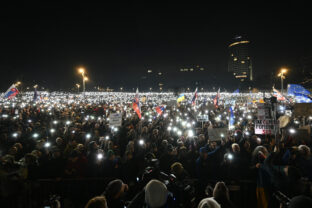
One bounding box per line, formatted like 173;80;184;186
1;91;312;208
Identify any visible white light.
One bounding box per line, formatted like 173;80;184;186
177;130;182;136
50;129;55;133
221;133;224;138
33;133;39;138
186;123;191;128
86;133;91;139
28;119;32;123
44;142;51;148
2;114;8;118
139;139;144;145
114;127;118;132
12;133;18;138
187;130;194;137
97;153;103;160
53;120;58;124
279;106;285;111
105;136;110;140
239;117;243;121
227;154;233;160
257;137;261;143
309;116;312;120
294;120;300;125
245;131;250;136
289;128;296;134
173;127;177;132
66;121;71;125
247;115;252;120
72;130;75;134
167;126;172;131
205;110;208;114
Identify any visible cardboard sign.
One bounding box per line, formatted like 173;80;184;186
255;119;279;135
293;103;312;117
109;113;122;127
257;103;271;120
197;114;209;122
208;128;227;141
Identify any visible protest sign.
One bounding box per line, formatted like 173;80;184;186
109;113;122;127
255;119;279;135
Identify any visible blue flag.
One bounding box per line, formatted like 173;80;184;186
229;106;235;129
33;88;38;101
233;89;239;94
293;93;312;103
287;84;311;96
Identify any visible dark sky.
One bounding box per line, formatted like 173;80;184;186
1;3;311;91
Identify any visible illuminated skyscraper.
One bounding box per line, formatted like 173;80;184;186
228;36;253;82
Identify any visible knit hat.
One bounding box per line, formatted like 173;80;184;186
213;182;230;201
171;162;184;175
197;197;221;208
289;195;312;208
145;179;168;208
103;179;123;199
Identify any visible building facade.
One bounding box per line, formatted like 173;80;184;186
228;36;253;82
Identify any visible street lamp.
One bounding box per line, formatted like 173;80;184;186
78;68;86;93
278;68;287;95
76;84;80;93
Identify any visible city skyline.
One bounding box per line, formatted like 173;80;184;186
1;3;312;91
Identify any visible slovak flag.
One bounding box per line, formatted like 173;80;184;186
132;88;141;119
191;88;198;106
213;88;220;108
272;87;286;101
4;84;19;99
155;105;165;116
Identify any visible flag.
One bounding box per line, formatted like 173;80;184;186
272;87;286;101
191;88;198;106
4;84;19;99
33;88;38;101
155;105;165;116
213;88;220;108
132;88;141;119
293;93;312;103
229;106;235;129
287;84;311;96
177;94;185;103
233;89;239;94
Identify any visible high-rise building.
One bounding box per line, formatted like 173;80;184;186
228;36;253;82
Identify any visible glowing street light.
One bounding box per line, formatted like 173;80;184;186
278;68;288;96
76;83;80;93
78;68;87;93
44;142;51;148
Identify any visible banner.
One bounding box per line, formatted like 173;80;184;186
255;119;279;135
109;113;122;127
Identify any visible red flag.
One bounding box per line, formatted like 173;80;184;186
132;88;141;119
213;88;220;108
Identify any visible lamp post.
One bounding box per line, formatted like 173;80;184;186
278;68;287;96
78;68;88;93
76;83;80;93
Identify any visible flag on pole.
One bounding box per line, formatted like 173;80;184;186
213;88;220;108
287;84;311;96
229;106;235;129
177;94;185;103
155;105;165;116
132;88;141;119
293;93;312;103
272;87;286;101
233;89;239;94
4;84;19;99
33;88;38;101
191;88;198;106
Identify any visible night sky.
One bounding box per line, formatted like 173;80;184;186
1;3;311;91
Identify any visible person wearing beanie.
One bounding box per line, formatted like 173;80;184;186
145;179;168;208
197;197;221;208
212;182;235;208
85;196;108;208
103;179;128;208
